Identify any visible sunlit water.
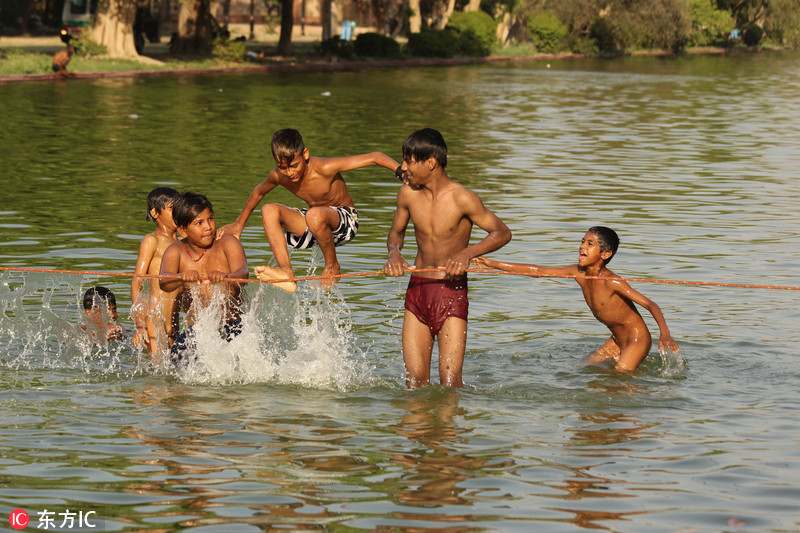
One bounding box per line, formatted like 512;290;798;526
1;51;799;531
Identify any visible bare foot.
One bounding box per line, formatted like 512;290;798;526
320;263;340;290
254;265;297;293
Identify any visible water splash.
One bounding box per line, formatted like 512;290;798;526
0;271;131;375
164;277;372;390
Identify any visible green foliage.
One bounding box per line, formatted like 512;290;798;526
565;34;597;55
406;28;459;58
72;28;108;57
446;11;498;56
688;0;734;46
0;47;53;75
526;11;568;53
317;36;355;59
212;37;247;62
590;17;617;52
743;24;764;46
353;32;401;58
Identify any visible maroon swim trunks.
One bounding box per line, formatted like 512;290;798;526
404;275;468;336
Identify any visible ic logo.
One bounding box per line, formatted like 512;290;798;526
9;509;29;530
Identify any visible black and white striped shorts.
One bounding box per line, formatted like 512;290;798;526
285;206;359;250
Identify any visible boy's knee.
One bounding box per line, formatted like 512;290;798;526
261;203;280;220
305;207;332;234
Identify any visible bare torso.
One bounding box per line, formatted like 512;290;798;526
576;275;651;349
406;182;473;278
171;237;244;325
276;157;353;208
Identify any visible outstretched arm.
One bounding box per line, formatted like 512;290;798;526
318;152;400;175
611;280;679;355
472;256;577;278
218;172;279;239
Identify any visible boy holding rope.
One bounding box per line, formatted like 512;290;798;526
218;128;399;291
383;128;511;388
473;226;679;372
159;192;248;364
131;187;182;359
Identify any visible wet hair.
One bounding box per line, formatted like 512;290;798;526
83;286;116;310
271;128;306;165
587;226;620;262
173;191;213;228
402;128;447;168
146;187;180;222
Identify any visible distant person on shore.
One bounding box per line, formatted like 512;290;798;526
473;226;679;372
159;192;248;365
131;187;182;361
217;128;400;291
52;44;74;78
82;286;128;341
383;128;511;388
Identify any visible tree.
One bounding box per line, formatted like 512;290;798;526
91;0;140;58
171;0;214;54
277;0;293;54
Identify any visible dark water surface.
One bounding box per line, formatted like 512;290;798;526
1;51;799;531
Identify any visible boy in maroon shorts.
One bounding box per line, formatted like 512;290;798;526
383;129;511;388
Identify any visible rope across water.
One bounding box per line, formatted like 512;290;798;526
1;265;797;291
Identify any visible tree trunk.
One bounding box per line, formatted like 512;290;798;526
91;0;140;58
408;0;421;32
277;0;293;54
432;0;455;29
321;0;332;40
171;0;214;55
464;0;481;12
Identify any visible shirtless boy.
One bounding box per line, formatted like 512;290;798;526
159;192;249;364
219;128;399;291
473;226;679;372
82;286;128;341
383;128;511;388
52;45;74;77
131;187;182;359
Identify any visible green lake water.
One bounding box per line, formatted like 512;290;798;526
1;51;799;531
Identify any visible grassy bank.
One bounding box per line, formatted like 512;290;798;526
0;34;781;80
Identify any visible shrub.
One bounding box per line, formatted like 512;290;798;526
743;24;763;46
72;28;107;57
406;28;459;58
526;11;567;53
446;11;497;56
688;0;734;47
590;17;617;53
353;32;401;58
212;37;246;62
317;36;355;59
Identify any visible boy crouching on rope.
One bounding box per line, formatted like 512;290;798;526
159;192;248;365
473;226;679;372
383;128;512;389
218;128;399;291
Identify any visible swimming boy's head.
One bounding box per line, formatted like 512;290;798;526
173;191;214;229
271;128;307;165
587;226;619;263
146;187;180;222
402;128;447;168
83;286;118;319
